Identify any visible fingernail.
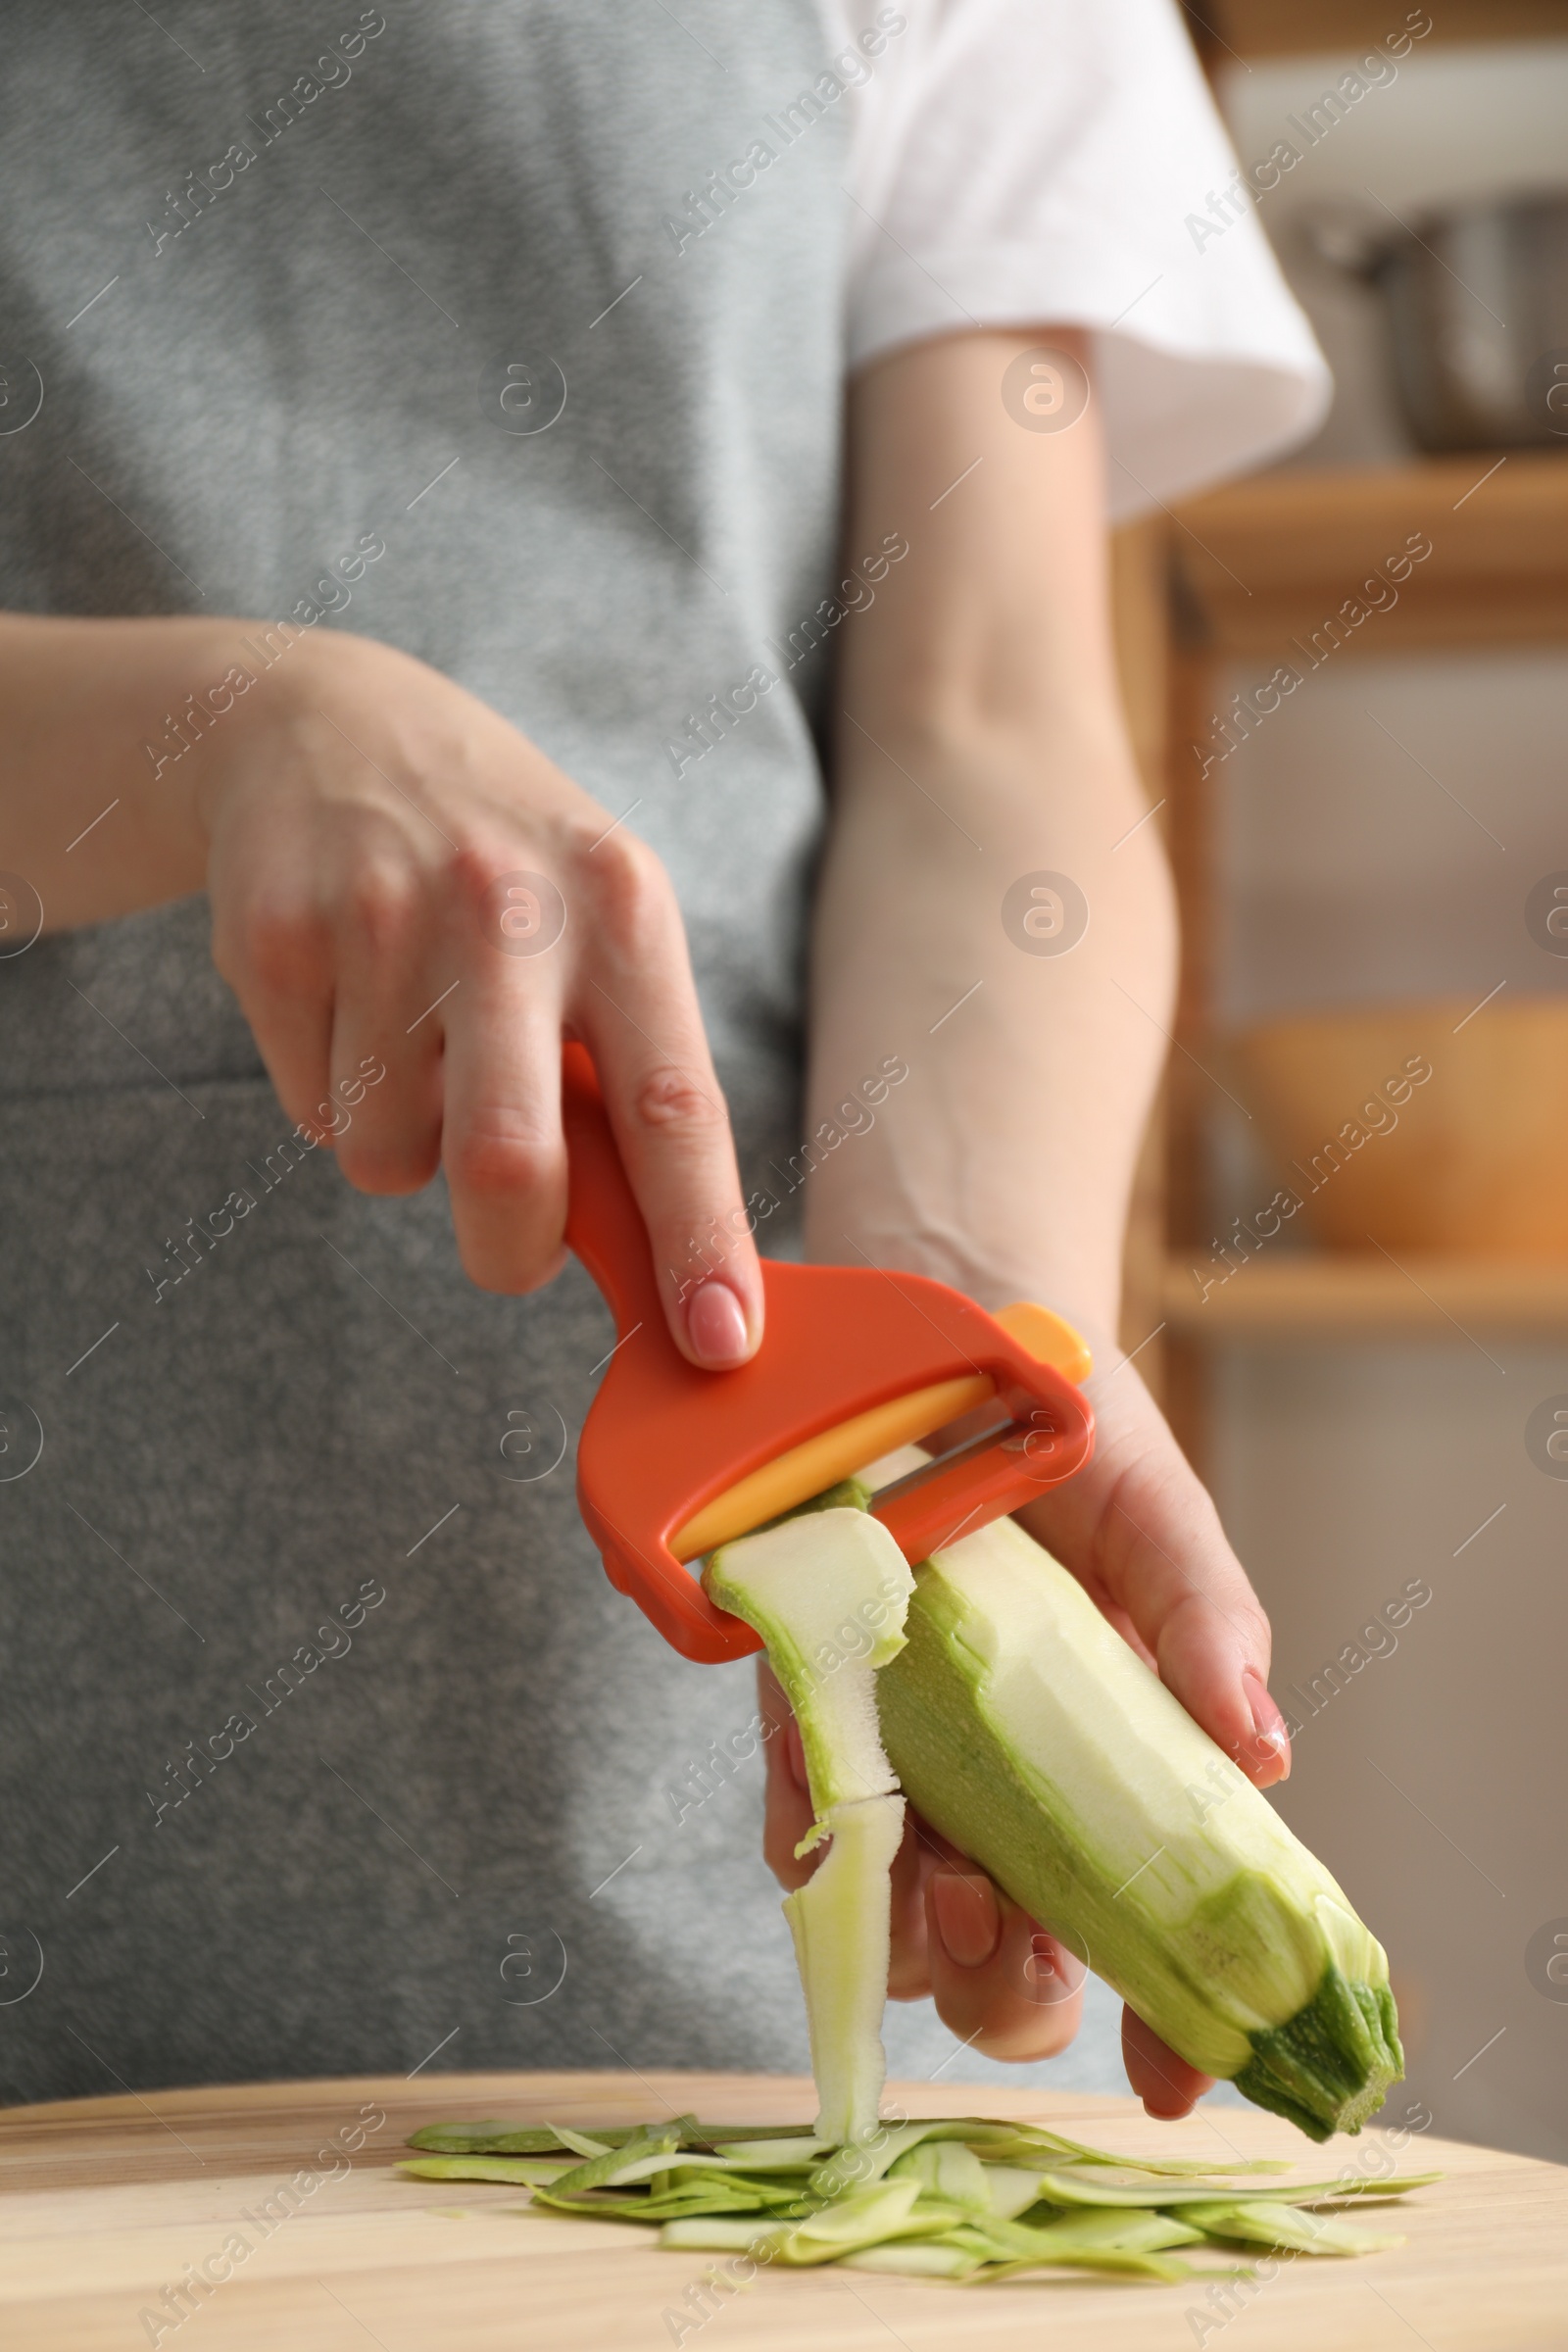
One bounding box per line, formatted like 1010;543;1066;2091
786;1719;809;1791
1022;1931;1083;2006
930;1868;1001;1969
685;1279;750;1367
1243;1667;1291;1779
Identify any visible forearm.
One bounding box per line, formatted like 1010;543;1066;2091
804;726;1172;1343
0;612;261;927
803;329;1175;1344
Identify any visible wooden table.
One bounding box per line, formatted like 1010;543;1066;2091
3;2070;1565;2350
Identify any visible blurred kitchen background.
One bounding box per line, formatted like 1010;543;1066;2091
1114;0;1568;2163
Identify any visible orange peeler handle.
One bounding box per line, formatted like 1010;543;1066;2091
560;1046;1095;1392
561;1044;667;1337
560;1042;1097;1660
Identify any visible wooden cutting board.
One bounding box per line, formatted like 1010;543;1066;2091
2;2069;1564;2350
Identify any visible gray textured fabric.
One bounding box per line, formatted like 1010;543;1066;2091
0;1;1128;2110
0;1;848;1123
0;0;857;2108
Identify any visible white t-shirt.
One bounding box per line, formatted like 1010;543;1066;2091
822;0;1330;518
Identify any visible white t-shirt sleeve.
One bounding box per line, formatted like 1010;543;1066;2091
827;0;1330;518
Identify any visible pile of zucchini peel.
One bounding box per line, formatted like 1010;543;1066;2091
400;2115;1439;2282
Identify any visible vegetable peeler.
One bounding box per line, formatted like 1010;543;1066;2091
562;1044;1097;1662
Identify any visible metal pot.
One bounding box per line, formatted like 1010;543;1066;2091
1305;192;1568;452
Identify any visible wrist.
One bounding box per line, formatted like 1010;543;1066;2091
805;1223;1116;1361
193;622;398;833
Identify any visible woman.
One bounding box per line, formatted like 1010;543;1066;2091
0;0;1324;2109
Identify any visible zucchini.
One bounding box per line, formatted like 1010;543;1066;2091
878;1514;1402;2139
711;1488;1400;2144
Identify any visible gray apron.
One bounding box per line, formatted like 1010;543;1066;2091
0;0;859;2102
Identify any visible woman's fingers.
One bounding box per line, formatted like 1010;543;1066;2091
1015;1368;1291;1791
885;1805;940;1998
329;1007;442;1194
440;950;569;1294
578;835;762;1368
1121;2005;1214;2120
211;877;338;1145
324;870;444;1195
760;1665;817;1891
1103;1447;1287;1788
923;1860;1085;2060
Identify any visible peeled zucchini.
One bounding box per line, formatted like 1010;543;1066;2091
710;1487;1400;2145
878;1514;1402;2141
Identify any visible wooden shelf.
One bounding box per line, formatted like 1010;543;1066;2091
1185;1;1568;62
1161;1251;1568;1338
1172;454;1568;654
1109;455;1568;1442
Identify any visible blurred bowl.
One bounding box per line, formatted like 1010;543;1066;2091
1231;1000;1568;1257
1302;193;1568;454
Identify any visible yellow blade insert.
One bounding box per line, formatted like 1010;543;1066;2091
669;1302;1091;1561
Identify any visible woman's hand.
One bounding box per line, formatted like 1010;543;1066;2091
0;612;760;1362
759;1363;1290;2117
1011;1351;1290;2116
198;629;760;1362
